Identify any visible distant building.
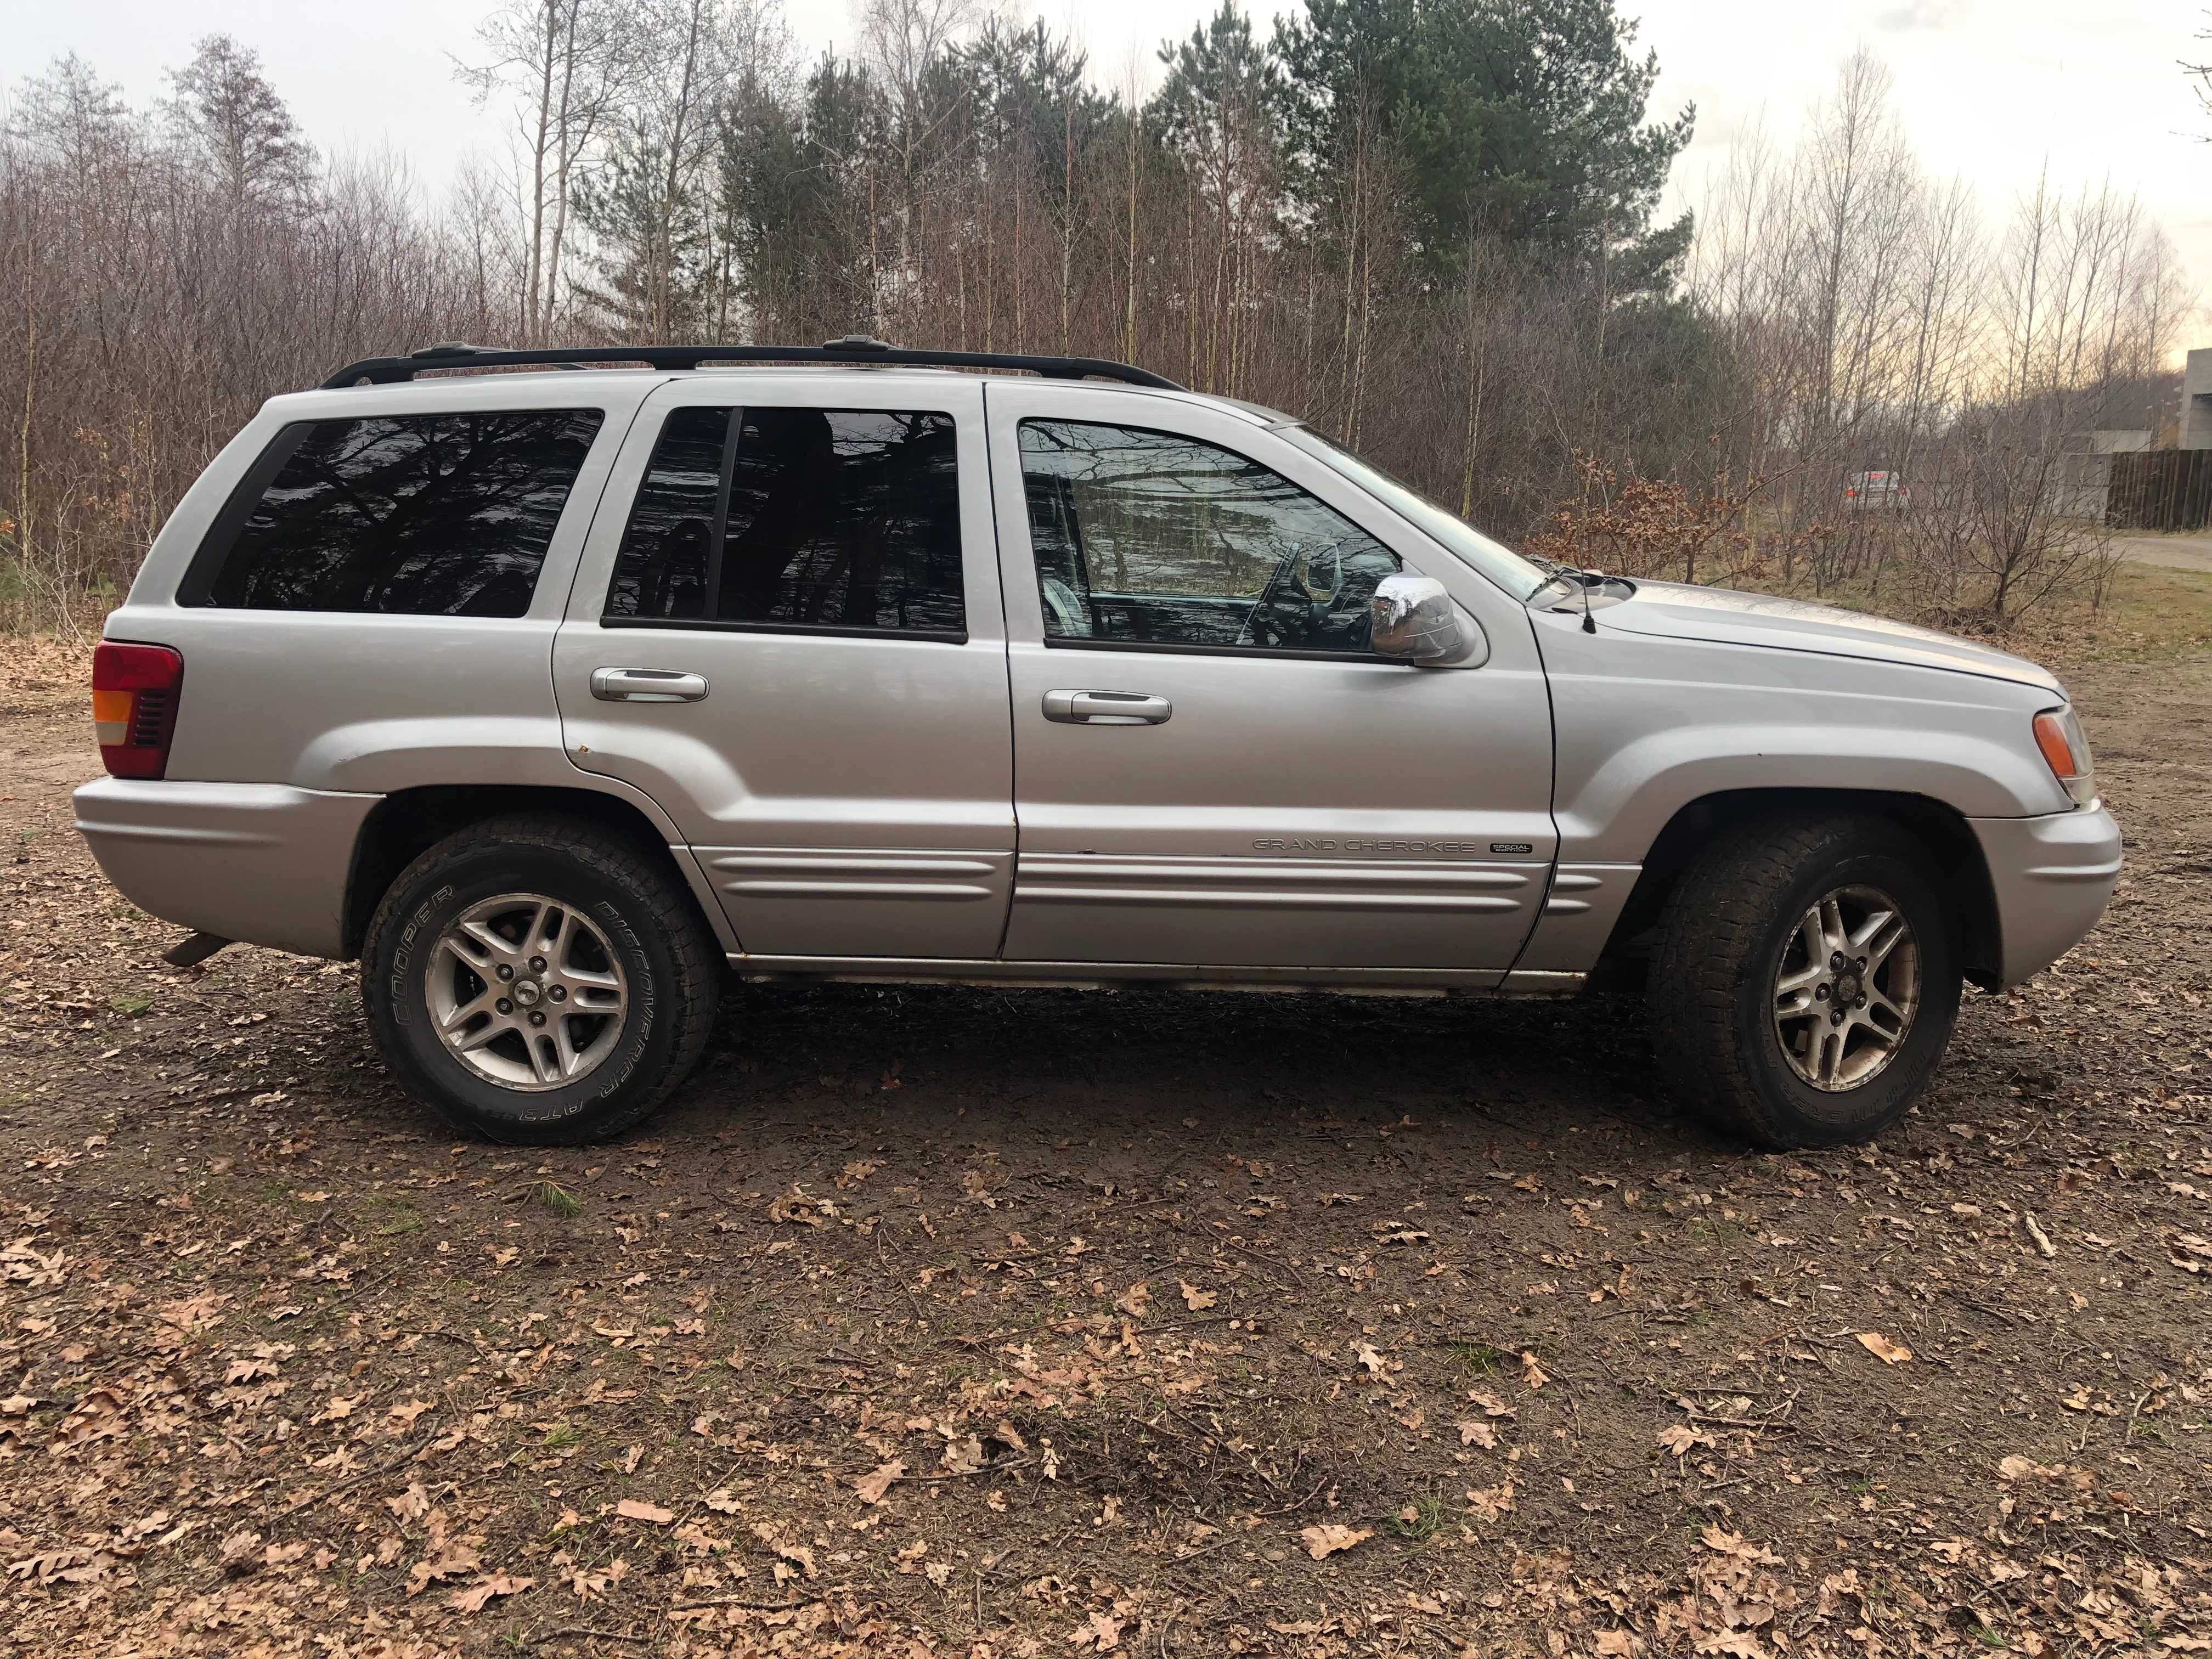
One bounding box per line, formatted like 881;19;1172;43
2185;348;2212;450
2056;428;2151;520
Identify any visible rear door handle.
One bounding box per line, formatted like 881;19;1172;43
1042;689;1172;725
592;667;709;703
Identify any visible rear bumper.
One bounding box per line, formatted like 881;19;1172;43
1968;804;2122;988
74;777;380;960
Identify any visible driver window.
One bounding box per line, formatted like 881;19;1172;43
1018;419;1400;653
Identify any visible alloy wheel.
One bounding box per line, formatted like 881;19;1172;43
425;893;628;1091
1770;884;1921;1091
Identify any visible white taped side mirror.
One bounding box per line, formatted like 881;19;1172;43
1370;574;1483;665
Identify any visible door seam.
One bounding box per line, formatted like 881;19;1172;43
982;379;1022;961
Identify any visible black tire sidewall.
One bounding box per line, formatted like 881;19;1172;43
365;842;680;1142
1730;843;1959;1143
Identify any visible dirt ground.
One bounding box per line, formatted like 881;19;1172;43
2;636;2209;1659
2113;533;2212;577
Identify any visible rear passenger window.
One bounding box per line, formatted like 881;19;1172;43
605;407;964;638
191;410;603;616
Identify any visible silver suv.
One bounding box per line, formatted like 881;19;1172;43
74;341;2120;1150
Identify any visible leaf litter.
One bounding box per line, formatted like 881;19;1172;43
0;645;2210;1652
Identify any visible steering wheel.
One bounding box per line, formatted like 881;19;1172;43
1238;541;1344;649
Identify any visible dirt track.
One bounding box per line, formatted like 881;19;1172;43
2114;532;2212;574
2;645;2209;1657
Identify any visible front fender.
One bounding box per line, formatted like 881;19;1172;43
1539;622;2069;865
1556;721;2067;864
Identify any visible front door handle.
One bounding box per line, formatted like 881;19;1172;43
1042;689;1172;726
592;667;709;703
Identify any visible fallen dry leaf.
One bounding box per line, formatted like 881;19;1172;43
768;1188;831;1226
384;1482;432;1523
1458;1418;1499;1449
1465;1480;1516;1521
854;1458;905;1504
751;1523;816;1577
557;1555;627;1600
449;1572;532;1613
1177;1279;1217;1311
406;1543;481;1596
614;1499;674;1526
2170;1232;2212;1274
1855;1331;1913;1364
1067;1609;1124;1650
1700;1525;1782;1564
1300;1522;1372;1560
1657;1423;1718;1456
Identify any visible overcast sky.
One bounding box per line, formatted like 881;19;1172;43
8;0;2208;344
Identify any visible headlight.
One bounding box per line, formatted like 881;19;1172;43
2033;707;2096;809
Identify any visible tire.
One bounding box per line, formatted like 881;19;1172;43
1649;814;1960;1149
360;814;720;1144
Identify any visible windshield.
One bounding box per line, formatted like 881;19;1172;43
1278;425;1550;601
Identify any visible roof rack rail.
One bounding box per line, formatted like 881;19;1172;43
320;335;1185;392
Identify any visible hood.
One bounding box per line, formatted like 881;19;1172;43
1593;579;2064;695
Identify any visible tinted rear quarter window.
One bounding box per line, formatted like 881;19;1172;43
602;407;730;621
192;409;604;616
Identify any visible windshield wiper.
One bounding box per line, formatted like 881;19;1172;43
1527;567;1624;634
1528;568;1598;606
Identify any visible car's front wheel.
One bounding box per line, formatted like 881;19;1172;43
1649;814;1960;1148
361;814;719;1144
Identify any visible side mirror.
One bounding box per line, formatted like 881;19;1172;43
1370;574;1477;664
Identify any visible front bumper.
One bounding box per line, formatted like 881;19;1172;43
1968;804;2123;988
74;777;381;960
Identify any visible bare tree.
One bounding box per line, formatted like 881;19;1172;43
17;19;2193;644
456;0;634;342
161;35;316;215
2187;11;2212;135
568;0;787;339
1688;50;2192;621
0;52;517;631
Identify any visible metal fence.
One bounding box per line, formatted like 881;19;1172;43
2109;450;2212;532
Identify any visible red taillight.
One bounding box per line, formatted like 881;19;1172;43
92;642;183;780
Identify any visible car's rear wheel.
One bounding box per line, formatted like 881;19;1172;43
362;814;719;1144
1649;814;1960;1148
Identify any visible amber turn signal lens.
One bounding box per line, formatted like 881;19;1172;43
91;642;184;780
2032;708;2096;808
2032;711;2075;778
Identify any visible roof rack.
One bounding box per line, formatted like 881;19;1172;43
320;335;1185;392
